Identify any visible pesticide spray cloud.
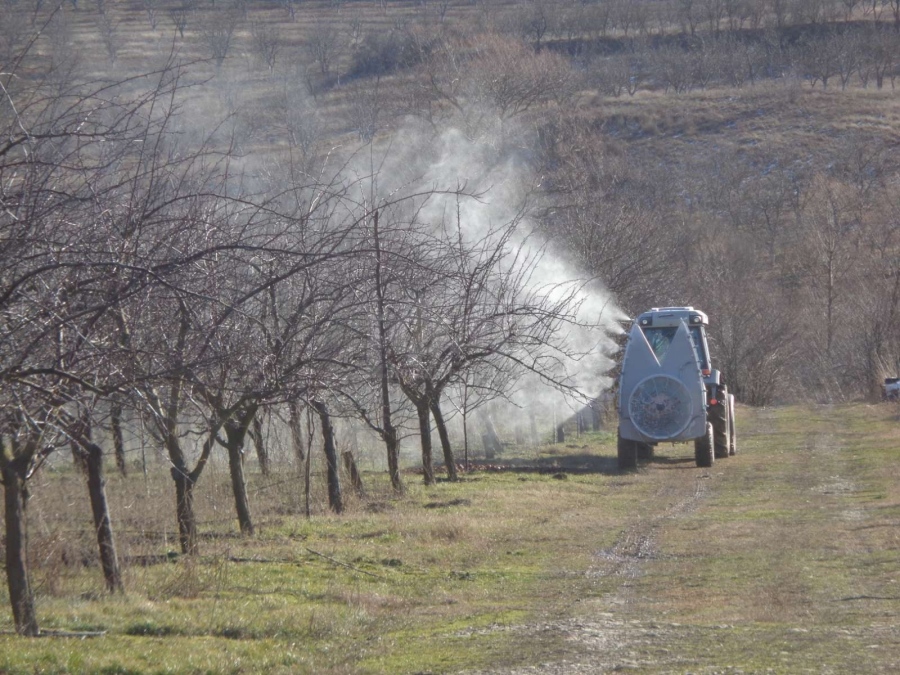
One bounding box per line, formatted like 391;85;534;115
358;117;628;428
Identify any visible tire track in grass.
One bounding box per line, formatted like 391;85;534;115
464;451;719;674
464;405;900;674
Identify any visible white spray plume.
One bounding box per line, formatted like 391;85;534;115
358;118;627;414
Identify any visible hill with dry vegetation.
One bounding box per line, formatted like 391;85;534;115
4;0;896;402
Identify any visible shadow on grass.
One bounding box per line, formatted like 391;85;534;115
647;454;698;467
438;453;621;476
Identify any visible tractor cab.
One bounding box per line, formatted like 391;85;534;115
634;307;716;385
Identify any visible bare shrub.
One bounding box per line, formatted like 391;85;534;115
349;29;422;78
306;20;341;76
250;22;280;72
201;9;239;69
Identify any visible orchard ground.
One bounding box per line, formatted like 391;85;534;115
1;403;898;673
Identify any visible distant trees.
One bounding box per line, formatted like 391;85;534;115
201;7;239;68
250;22;280;72
307;20;341;76
420;32;576;136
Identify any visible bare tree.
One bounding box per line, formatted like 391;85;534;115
250;22;280;72
797;31;843;88
168;4;191;38
201;9;239;69
861;24;900;89
652;44;694;93
797;175;862;366
278;0;300;21
841;0;862;18
142;0;161;29
306;20;341;76
346;76;384;142
420;33;576;137
515;0;553;47
891;0;900;30
0;34;235;626
96;11;119;63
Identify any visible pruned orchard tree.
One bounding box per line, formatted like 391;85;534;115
385;203;593;482
0;21;243;628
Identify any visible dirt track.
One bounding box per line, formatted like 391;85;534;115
466;405;900;674
467;458;716;674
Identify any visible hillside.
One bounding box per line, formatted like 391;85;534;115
3;0;899;403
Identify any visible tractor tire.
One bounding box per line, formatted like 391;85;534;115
694;422;714;468
617;430;637;470
728;393;737;456
710;387;730;459
637;442;654;462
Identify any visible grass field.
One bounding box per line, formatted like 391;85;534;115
1;403;898;673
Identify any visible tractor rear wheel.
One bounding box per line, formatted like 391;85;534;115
710;386;730;459
617;430;637;470
728;393;737;455
694;422;714;468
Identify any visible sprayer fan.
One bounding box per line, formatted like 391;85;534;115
628;374;693;440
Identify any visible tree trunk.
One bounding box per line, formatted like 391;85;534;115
462;403;470;470
373;209;403;494
84;442;123;592
591;402;601;431
250;415;269;476
416;400;435;485
69;413;124;592
72;436;88;474
110;401;127;477
1;452;39;636
312;400;343;513
288;400;306;467
385;427;402;492
304;420;313;518
172;465;198;555
826;256;835;362
480;412;502;458
342;451;365;496
430;397;458;481
223;423;255;536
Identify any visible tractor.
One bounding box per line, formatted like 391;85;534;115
616;307;736;469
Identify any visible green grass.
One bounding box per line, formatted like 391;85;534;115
0;434;636;674
613;404;900;672
2;404;899;673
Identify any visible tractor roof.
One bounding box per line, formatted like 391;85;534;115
635;307;709;328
